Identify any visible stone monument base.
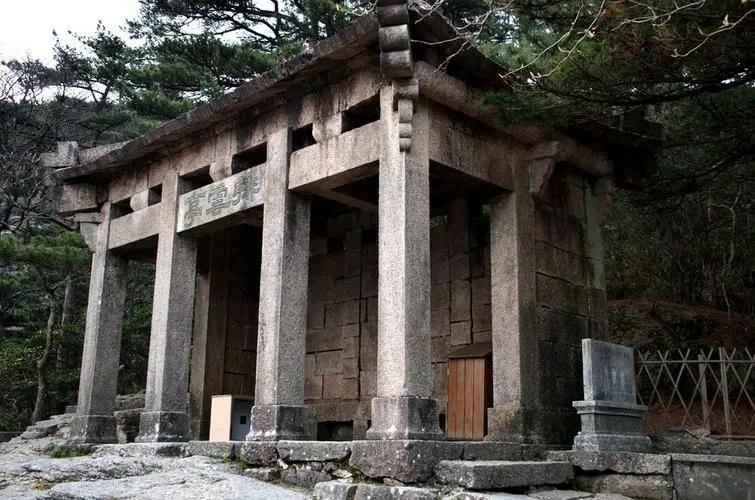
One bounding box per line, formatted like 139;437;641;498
136;411;190;442
365;396;444;440
69;414;118;444
572;400;651;452
246;404;309;441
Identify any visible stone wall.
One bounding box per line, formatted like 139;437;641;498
533;165;608;443
299;164;607;443
303;198;494;438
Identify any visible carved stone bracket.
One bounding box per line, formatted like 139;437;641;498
377;0;417;151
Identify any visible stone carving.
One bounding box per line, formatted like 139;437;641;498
377;0;418;151
573;339;651;452
177;165;265;233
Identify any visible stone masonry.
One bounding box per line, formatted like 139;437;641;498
44;3;655;452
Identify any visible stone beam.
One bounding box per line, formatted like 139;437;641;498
415;62;612;178
429;112;513;190
138;174;198;442
288;122;380;191
247;127;311;441
69;202;128;444
107;204;162;251
176;164;265;234
366;88;443;440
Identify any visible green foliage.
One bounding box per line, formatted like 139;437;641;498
50;444;93;458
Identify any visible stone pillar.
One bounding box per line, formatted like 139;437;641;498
137;174;198;442
246;127;311;441
70;202;128;444
366;87;443;440
486;156;544;443
188;233;230;439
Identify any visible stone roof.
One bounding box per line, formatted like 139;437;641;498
53;8;508;183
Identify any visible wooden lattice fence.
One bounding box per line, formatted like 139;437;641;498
636;348;755;439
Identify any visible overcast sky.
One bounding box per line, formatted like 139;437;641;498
0;0;140;63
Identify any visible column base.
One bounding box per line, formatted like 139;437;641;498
366;396;444;440
68;414;118;444
136;411;190;442
246;405;309;441
572;400;650;452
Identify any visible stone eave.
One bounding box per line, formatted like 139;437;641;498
54;15;381;183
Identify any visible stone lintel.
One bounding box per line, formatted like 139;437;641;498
428;117;513;190
177;164;265;234
527;139;612;177
288;121;380;191
246;405;310;441
54;182;99;216
107;203;161;251
415;61;612;179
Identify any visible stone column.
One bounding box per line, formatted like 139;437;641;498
365;87;443;440
246;127;311;441
485;155;544;443
137;174;198;442
70;202;128;444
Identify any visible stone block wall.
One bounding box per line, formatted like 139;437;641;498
533;165;608;443
304;199;493;438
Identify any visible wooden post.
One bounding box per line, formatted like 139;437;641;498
719;347;732;436
698;353;710;431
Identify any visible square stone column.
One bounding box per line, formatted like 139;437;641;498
137;174;198;442
485;157;545;444
70;202;128;444
365;88;443;440
246;127;311;441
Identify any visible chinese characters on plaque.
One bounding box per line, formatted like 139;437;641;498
177;164;265;232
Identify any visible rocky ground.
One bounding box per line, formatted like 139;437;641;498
0;413;308;499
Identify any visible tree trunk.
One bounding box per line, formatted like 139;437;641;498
31;298;56;424
56;277;75;368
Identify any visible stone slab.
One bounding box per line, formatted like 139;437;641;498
580;339;636;404
548;450;670;475
277;440;351;462
350;440;463;483
435;460;573;490
574;473;672;500
92;442;189;458
313;479;358;500
235;441;279;466
188;440;237;459
280;464;333;487
460;441;522;461
354;483;439;499
671;453;755;500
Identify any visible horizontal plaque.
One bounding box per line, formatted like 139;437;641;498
177;164;265;233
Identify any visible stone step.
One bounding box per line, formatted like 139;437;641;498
436;460;574;490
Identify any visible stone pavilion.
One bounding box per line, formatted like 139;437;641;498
43;3;657;450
